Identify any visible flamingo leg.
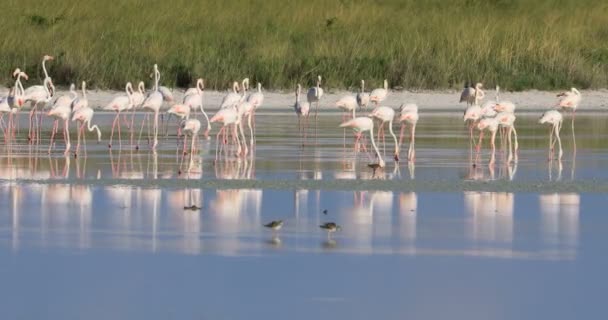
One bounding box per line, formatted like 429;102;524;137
48;119;58;153
109;112;119;148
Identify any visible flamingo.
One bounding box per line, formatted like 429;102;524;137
480;85;500;117
369;106;399;162
139;64;164;150
475;117;500;164
247;81;264;131
71;82;88;112
539;110;563;160
460;82;484;106
398;103;419;161
307;75;324;118
0;89;16;142
105;82;133;148
127;81;145;145
495;111;518;163
1;70;27;140
210;106;243;159
294;84;310;143
220;81;241;109
236;100;254;155
23;55;55;142
180;118;201;155
357;80;370;110
335;95;358;119
339;117;385;168
183;78;211;137
556;87;581;132
47;93;73;154
370;79;388;106
72;106;101;156
166;104;191;137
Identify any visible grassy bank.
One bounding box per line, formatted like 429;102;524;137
1;0;607;91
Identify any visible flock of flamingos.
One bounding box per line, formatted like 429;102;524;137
0;55;582;169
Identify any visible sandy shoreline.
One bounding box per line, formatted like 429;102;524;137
2;87;607;113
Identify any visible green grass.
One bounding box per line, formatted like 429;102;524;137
1;0;608;91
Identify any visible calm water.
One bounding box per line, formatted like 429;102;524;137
1;112;607;319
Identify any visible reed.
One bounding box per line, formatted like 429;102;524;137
1;0;606;91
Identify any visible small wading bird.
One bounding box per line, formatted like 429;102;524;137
339;117;385;168
307;75;324;118
264;220;283;235
539;110;563;160
319;222;341;238
398;103;419;161
370;79;388;106
357;80;370;110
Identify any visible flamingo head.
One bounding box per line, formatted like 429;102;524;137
12;68;21;77
20;72;29;81
43;55;54;61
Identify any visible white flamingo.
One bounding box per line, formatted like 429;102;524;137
539;110;563;160
357;80;370;110
370;79;388;106
398;103;419;161
105;82;133;148
369;106;399;162
307;75;324;118
72;106;101;156
183;78;211;137
339;117;385;168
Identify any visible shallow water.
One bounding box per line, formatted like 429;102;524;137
1;112;607;319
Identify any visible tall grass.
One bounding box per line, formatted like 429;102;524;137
1;0;607;91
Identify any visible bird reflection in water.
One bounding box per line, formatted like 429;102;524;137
539;193;580;255
464;192;514;254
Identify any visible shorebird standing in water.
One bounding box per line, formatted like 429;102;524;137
264;220;284;235
319;222;341;238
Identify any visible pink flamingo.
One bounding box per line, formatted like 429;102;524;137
23;55;55;142
127;81;145;145
139;64;164;150
220;81;241;109
210;107;243;160
294;84;310;145
539;110;563;160
460;82;484;107
335;95;358;119
339;117;385;168
369;106;399;161
47;94;73;155
1;70;27;141
71;82;88;112
180;118;201;155
475;117;499;164
72;106;102;157
357;80;370;110
495;111;518;163
369;79;388;106
166;103;191;137
556;87;581;133
183;78;211;137
246;81;264;132
307;75;324;118
398;103;419;161
104;82;133;148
